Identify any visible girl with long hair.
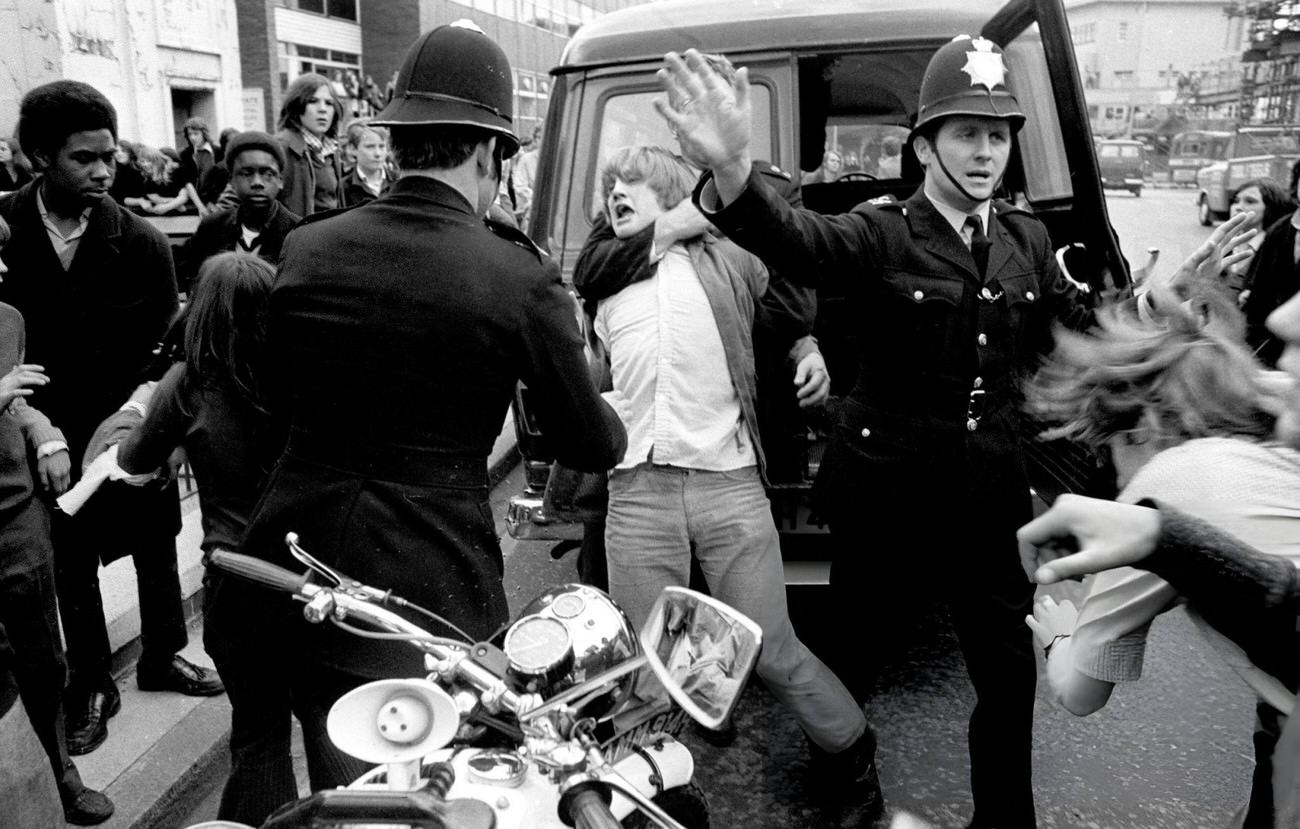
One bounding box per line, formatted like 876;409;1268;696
117;252;292;825
275;73;345;216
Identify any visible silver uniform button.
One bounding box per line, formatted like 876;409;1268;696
973;376;983;388
978;333;988;346
860;428;871;438
913;290;924;300
1026;290;1036;301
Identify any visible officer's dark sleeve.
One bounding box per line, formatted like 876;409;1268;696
1137;498;1300;677
753;169;818;343
695;168;877;288
573;212;656;302
520;259;627;472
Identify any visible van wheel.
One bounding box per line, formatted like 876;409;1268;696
1197;195;1213;226
1131;186;1142;197
623;783;710;829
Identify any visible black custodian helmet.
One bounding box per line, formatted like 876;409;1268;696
372;19;520;158
910;35;1025;143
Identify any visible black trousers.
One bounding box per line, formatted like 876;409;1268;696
0;497;82;796
818;406;1038;829
52;480;187;688
204;573;370;825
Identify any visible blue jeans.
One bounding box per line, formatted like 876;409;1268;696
605;463;866;753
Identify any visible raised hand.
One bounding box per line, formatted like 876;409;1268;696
1155;211;1256;304
656;50;753;197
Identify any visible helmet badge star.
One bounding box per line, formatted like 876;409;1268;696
962;37;1007;91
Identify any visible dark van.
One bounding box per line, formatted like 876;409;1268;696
508;0;1129;582
1096;138;1146;197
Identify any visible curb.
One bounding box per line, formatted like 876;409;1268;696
109;437;521;829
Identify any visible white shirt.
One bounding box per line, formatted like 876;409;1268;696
36;187;93;271
925;187;991;249
594;244;756;472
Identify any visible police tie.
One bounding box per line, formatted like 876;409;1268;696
965;214;990;279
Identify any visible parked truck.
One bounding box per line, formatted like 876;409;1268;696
1195;125;1300;225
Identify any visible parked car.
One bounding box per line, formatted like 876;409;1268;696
1096;138;1146;197
1195;125;1300;225
508;0;1130;584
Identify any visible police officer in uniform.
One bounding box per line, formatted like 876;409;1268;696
229;20;625;815
660;37;1097;828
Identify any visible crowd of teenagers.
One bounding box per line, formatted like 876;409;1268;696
2;20;1300;829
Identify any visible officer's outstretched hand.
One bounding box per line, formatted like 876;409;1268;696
1017;494;1162;584
657;50;753;204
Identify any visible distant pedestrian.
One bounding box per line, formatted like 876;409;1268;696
1225;176;1292;300
0;137;33;192
178;116;228;208
341;120;390;206
176;131;300;293
275;73;344;216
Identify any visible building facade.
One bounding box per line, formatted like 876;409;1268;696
236;0;644;148
1067;0;1245;136
0;0;244;149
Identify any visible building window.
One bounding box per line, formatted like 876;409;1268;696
1118;21;1128;42
280;0;357;21
515;69;550;138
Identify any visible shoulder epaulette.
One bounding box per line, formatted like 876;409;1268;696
992;199;1037;221
870;195;902;208
754;161;793;183
485;219;545;262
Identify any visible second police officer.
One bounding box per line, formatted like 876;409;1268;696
229;20;626;818
660;36;1095;829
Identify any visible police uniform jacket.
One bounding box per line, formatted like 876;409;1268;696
237;175;627;678
699;170;1095;520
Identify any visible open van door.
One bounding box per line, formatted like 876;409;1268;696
984;0;1130;296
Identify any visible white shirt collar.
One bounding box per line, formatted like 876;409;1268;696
924;185;992;238
35;185;93;244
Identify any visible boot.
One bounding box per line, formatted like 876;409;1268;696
807;729;885;828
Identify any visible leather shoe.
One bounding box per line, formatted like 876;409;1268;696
66;685;121;756
136;654;225;696
62;786;115;825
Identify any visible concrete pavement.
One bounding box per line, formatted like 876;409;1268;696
69;418;518;829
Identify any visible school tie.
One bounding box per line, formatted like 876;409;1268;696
965;214;990;279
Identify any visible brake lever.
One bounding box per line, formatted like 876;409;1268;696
285;532;345;587
285;532;393;603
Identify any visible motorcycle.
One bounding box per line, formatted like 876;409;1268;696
195;532;763;829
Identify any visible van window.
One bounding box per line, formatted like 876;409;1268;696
589;84;773;221
1004;33;1072;203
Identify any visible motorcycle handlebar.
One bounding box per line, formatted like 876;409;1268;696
208;550;309;594
208;548;535;718
562;783;622;829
